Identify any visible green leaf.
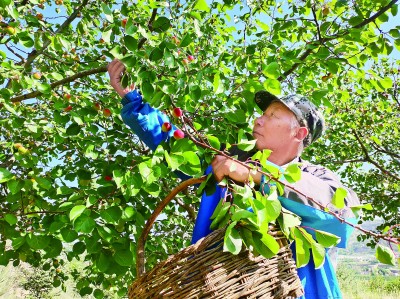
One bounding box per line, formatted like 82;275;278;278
350;203;373;218
315;230;341;248
26;234;50;250
311;242;326;269
380;77;393;88
149;47;163;61
206;134;220;150
284;163;301;183
74;215;96;233
213;72;225;94
97;252;111;272
237;139;257;151
61;228;78;243
0;0;12;8
4;214;18;226
69;205;86;221
141;80;154;99
331;187;347;209
194;0;210;12
153;16;170;32
7;179;24;194
252;231;276;258
0;168;14;183
210;202;230;230
262;62;280;79
100;206;122;224
260;232;280;255
294;235;310;268
231;209;254;222
376;245;396;266
179;34;192;47
66;123;81;136
12;236;25;250
44;238;63;258
101;3;113;22
35;177;52;190
113;250;134;266
124;36;137;52
164;151;184;171
223;222;242;255
263;78;281;95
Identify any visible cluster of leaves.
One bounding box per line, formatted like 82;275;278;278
207;149;340;269
0;0;399;296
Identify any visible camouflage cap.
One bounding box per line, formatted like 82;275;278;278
254;90;325;147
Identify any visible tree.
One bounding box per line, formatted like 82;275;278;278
0;0;399;296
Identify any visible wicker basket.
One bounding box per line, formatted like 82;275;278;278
129;178;303;299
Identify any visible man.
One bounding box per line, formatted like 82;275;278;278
108;59;359;298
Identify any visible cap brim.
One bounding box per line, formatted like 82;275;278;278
254;90;280;112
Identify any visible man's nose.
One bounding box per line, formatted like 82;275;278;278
255;116;264;126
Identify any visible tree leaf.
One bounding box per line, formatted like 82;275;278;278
194;0;210;11
315;230;341;248
69;205;86;221
0;168;14;183
376;244;396;266
153;16;170;32
311;242;326;269
4;214;18;226
263;78;281;95
100;206;122;224
263;62;280;79
74;215;96;234
113;250;135;266
284;163;302;183
223;221;242;255
331;187;347;209
26;234;50;250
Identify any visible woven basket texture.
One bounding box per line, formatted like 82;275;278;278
129;228;303;299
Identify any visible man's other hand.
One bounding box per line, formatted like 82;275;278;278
211;155;253;183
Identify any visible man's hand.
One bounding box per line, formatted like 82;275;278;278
107;59;134;98
211;155;261;184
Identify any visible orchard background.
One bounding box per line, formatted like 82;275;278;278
0;0;399;297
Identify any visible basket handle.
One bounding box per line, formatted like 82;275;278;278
136;176;206;277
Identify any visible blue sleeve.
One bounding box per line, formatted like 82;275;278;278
120;90;177;151
120;90;191;181
260;174;357;248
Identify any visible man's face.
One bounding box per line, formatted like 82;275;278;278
252;101;300;151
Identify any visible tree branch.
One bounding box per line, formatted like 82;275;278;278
9;65;108;103
8;6;159;104
174;198;196;221
352;129;400;181
138;8;158;49
21;0;90;70
278;0;398;81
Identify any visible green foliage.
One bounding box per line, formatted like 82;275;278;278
0;0;399;296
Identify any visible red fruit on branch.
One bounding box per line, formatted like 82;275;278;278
122;19;127;28
172;36;180;45
173;129;185;139
172;107;183;118
63;93;71;100
103;108;112;117
161;122;172;132
104;175;113;181
94;103;101;111
182;58;189;65
64;105;72;112
188;55;195;61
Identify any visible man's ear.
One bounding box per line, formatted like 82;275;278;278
295;127;309;142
